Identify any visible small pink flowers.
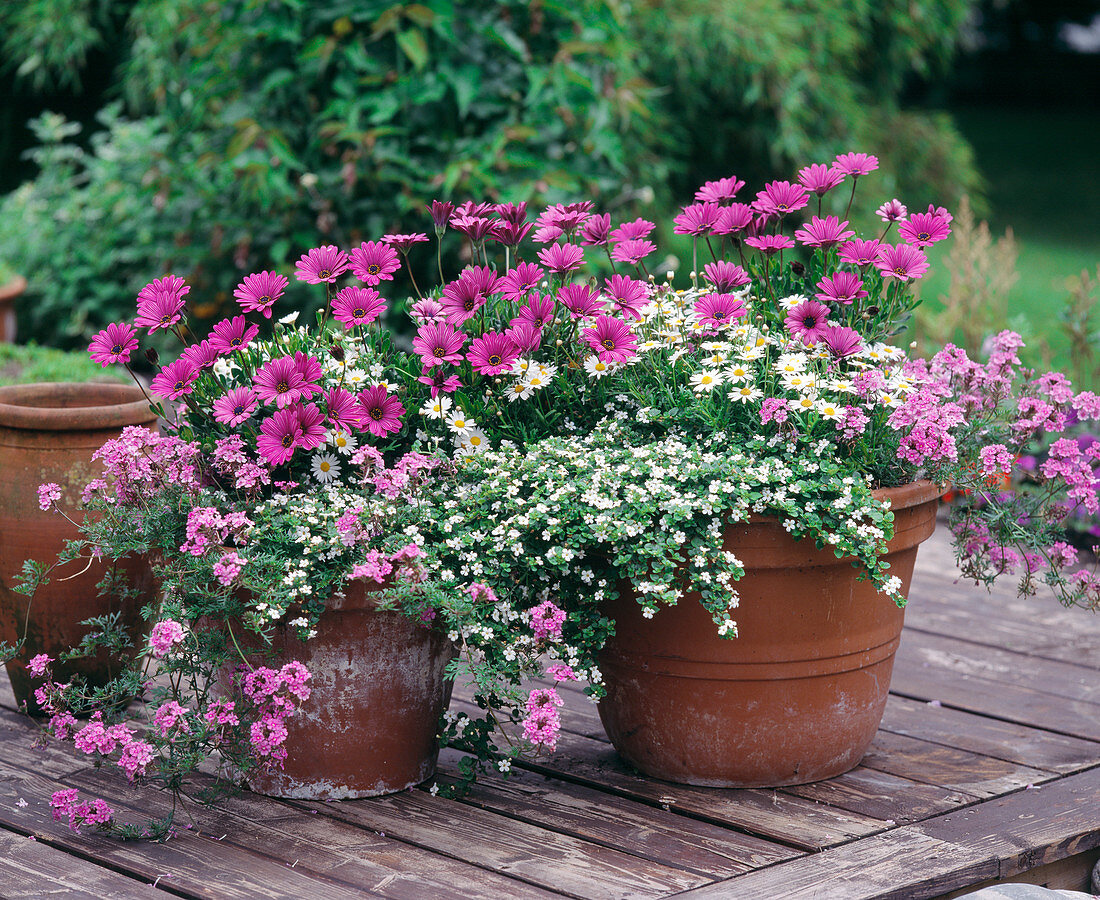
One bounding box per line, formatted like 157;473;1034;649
295;245;349;284
234;271;288;318
37;483;62;511
356;385;406;438
51;790;114;833
27;653;53;677
89;322;139;367
530;600;566;642
582;315;638;364
522;687;563;752
349;241;400;285
149;620;185;657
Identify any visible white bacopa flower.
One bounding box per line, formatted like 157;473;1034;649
420;395;453;420
446;410;475;434
690;370;724;392
328;430;358;455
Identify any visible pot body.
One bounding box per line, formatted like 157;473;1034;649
231;581;456;800
597;480;942;787
0;383;157;713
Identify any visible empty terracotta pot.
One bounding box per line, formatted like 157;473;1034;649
0;382;158;714
229;580;456;800
597;480;942;787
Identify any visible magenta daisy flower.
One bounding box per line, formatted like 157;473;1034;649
88;322;138;367
537;243;586;275
833;152;879;177
257;407;304;466
702;261;750;291
212;387;259;426
489;220;533;247
500;262;545;302
673;202;722;235
495;202;528;225
608;218;656;243
784;300;831;345
331;286;386;328
461;265;505;297
453;200;496;220
294;402;327;451
209;315;260;355
797;163;845;196
578;213;611;246
295;245;349;284
180;338;219;370
753;180;809;216
582;315;638;363
533;225;564;244
610;239;655;266
382;233;429;253
467;332;520;376
233;271;288;318
536;202;592;233
349;241;400;285
694;176;745;203
137;274;189;308
253;355;308;407
712;203;755;235
815;271;868;306
694;293;747;328
451;215;497;243
838;239;882;267
604;274;648;321
135;277;188;333
412;321;467;368
820;325;863;358
417;367;462;398
558;284;605;320
516;294;555;329
150;358;199;401
293;352;323;400
897;212;952;247
427;200;455;231
875;243;930;281
876;199;908;223
409;297;446;323
745;234;795;256
356;386;405;438
322;387;359;432
794;215;855;248
440;276;487;326
504;321;543;354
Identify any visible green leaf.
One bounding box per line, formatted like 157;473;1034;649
396;29;429;71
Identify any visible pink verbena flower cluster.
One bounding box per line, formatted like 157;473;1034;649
51;789;114;833
521;688;564;752
236;662;312;767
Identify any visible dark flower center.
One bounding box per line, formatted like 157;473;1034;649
276;380;289;393
258;294;271;304
159;315;173;325
802;315;818;328
367;264;380;275
713;311;727;320
233;405;246;416
601;338;616;351
281;434;294;448
893;266;906;275
917;231;930;241
111;344;124;354
369;407;384;420
318;268;332;279
487;354;502;366
230;337;243;346
172;380;185;391
433;346;446;358
353;308;365;318
463;298;476;311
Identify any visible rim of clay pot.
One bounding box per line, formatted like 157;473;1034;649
0;382;154;431
871;478;945;511
0;276;27;303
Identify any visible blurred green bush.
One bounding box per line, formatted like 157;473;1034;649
0;0;982;349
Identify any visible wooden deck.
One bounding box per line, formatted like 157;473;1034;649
2;527;1099;899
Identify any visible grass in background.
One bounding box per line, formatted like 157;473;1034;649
0;342;131;387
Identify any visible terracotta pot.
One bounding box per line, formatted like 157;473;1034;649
225;580;456;800
0;276;26;343
0;382;158;714
597;480;942;788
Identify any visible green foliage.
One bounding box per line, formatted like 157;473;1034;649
0;335;132;386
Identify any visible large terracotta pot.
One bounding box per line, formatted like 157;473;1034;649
0;382;158;714
0;276;26;343
226;579;456;800
597;480;942;788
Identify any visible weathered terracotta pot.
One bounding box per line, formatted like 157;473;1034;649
0;276;26;343
597;480;942;787
0;383;158;714
228;580;456;800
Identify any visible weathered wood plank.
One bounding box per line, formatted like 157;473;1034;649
879;694;1100;775
435;749;801;878
672;766;1100;899
0;828;173;898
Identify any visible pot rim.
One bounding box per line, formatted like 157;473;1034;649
0;382;155;432
871;478;945;512
0;275;27;303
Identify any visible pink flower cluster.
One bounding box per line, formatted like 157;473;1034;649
179;507;252;557
530;600;566;642
51;789;114;833
521;688;563;752
88;427;200;506
66;712;157;781
236;662;312;767
149;619;185;657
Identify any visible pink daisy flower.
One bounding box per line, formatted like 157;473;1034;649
898;212;952;247
794;215;855;248
578;213;611;246
88;323;138;367
504;321;543;355
489;220;533;246
495;202;528;224
712;203;755;235
820;325;863;358
875;243;930;281
417;368;463;398
500;262;545;302
349;241;400;285
753;180;809;216
294;403;327;451
322;387;359;432
694;293;747;328
604;274;648;320
784;300;831;345
409;297;446;323
180;338;219;370
537;243;586;275
815;271;868;305
253;356;308;407
212;387;259;426
516;294;555;329
413;321;467;367
703;261;750;291
453;200;496;219
461;265;505;297
833;152;879;177
150;358;200;400
356;386;405;438
331;286;386;328
257;408;303;466
440;276;486;326
608;218;655;243
382;233;429;253
451;215;497;243
209;316;259;355
233;271;287;319
558;284;604;320
467;332;520;375
137;274;189;307
134;277;188;333
582;315;638;363
876;199;908;222
536;202;592;234
533;225;564;244
610;239;656;266
673;202;722;235
295;245;349;284
427;200;455;231
694;176;745;203
745;234;795;255
838;239;882;267
797;163;845;196
293;352;323;399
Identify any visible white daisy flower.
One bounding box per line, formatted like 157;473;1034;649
328;430;358;455
775;353;807;373
511;358;532;376
638;339;662;352
525;373;549;391
537;362;557;379
817;401;843;419
445;410;475;434
724;363;752;382
584;356;616;379
343;368;369;388
878;392;902;408
507;380;533;401
456;426;489;454
789;395;817;413
729;384;763;403
778;294;809;311
690;370;724;392
278;311;300;326
829;378;856;394
781;372;817;393
420;395;453;420
737;343;764;360
311;453;341;483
